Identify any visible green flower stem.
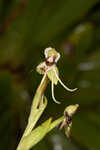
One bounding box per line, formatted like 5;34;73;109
17;118;52;150
17;75;48;150
17;116;65;150
48;116;64;132
26;75;48;133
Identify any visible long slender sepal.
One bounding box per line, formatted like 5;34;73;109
51;71;61;104
53;68;77;92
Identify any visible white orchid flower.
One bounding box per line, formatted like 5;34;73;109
36;47;77;104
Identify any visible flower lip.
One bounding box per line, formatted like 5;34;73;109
45;56;56;66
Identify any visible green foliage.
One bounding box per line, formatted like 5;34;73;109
17;118;52;150
0;0;100;150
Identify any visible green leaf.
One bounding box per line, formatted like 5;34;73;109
23;96;47;137
17;118;52;150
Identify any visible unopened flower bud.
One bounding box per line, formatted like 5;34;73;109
64;104;79;117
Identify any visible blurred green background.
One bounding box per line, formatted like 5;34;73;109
0;0;100;150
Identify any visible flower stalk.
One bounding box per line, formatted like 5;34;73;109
17;75;48;150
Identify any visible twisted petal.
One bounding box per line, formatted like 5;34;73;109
53;68;77;92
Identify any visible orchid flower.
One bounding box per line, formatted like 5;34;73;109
60;104;79;137
36;47;77;104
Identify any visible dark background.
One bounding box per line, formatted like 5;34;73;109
0;0;100;150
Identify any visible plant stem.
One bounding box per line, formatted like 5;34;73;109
17;75;48;150
48;116;64;132
24;75;48;136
